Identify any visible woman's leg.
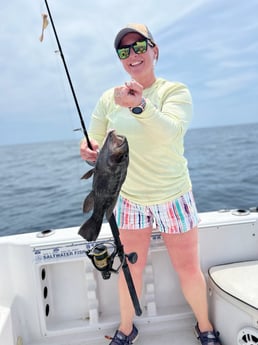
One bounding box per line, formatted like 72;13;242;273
162;227;213;332
118;227;152;335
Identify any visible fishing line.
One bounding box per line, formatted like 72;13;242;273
43;0;93;150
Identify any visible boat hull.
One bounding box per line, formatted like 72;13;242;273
0;210;258;345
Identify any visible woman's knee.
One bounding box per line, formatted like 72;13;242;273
175;260;202;281
119;228;152;275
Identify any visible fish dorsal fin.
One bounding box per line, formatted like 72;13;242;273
81;168;95;180
83;191;94;213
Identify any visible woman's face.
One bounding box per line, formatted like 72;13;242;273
118;32;158;82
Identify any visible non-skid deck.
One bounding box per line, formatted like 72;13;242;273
92;326;200;345
26;318;200;345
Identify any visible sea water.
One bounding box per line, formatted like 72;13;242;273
0;123;257;236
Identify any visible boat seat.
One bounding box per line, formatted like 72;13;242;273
209;260;258;310
208;260;258;345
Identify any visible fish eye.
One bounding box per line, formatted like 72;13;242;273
115;152;128;163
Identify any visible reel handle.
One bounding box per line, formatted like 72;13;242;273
126;252;138;264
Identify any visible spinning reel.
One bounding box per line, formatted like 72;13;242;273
86;241;138;280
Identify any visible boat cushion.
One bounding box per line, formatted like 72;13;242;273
208;260;258;310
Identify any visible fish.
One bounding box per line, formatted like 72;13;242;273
78;130;129;241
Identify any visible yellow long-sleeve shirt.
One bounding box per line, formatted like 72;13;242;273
88;77;193;205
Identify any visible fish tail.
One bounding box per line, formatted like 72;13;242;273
78;215;103;242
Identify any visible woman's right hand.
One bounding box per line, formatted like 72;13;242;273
80;138;99;163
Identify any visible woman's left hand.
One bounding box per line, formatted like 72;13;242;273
114;80;143;108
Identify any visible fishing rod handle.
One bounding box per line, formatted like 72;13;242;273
109;214;142;316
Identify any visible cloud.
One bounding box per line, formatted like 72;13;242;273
0;0;258;144
203;71;258;98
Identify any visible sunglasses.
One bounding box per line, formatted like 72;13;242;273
117;39;153;60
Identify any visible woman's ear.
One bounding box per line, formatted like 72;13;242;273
154;45;159;61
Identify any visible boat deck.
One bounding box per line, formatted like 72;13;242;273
26;318;200;345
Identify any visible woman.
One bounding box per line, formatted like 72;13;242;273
80;23;222;345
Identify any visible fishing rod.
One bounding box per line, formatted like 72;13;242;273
43;0;92;150
42;0;142;316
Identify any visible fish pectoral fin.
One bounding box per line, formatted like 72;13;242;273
81;168;95;180
83;191;94;213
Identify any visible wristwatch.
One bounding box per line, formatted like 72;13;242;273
129;98;146;115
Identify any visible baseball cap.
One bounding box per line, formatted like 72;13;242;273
114;23;156;49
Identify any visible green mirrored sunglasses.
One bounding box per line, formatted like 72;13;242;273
117;39;149;60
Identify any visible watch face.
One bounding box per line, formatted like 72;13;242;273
132;106;143;114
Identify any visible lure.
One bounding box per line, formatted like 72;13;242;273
39;14;49;42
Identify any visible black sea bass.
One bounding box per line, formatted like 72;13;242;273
78;130;129;241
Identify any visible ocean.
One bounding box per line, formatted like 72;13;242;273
1;123;258;237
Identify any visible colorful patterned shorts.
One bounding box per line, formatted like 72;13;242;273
114;190;200;234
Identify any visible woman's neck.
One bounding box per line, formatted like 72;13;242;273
133;71;156;89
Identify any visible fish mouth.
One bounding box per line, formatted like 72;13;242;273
109;131;128;162
109;130;126;148
115;134;126;147
105;130;128;165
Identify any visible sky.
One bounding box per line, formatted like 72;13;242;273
0;0;258;145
